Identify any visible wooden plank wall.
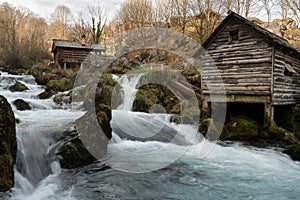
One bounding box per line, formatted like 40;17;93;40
273;49;300;105
202;19;273;98
58;48;91;64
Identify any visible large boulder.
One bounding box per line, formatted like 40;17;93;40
57;136;96;169
133;84;180;114
13;99;31;111
57;74;115;169
0;95;17;192
38;90;57;99
284;144;300;161
9;81;29;92
221;117;259;140
266;122;299;145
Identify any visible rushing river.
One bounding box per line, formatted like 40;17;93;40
0;71;300;200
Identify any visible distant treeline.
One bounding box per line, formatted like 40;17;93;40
0;0;299;68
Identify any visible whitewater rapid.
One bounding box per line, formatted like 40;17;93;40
0;72;299;199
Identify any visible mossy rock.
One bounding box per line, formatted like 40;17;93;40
9;81;29;92
94;73;119;106
13;99;31;111
267;122;299;144
57;136;96;169
38;90;57;99
0;96;17;192
283;144;300;161
200;118;224;141
133;84;180;114
46;77;74;92
221;117;259;140
95;104;113;139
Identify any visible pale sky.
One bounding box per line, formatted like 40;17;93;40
0;0;124;22
0;0;283;23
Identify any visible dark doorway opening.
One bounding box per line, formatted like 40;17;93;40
274;105;296;132
226;103;264;124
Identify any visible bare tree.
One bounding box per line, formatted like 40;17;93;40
71;12;90;42
171;0;191;34
154;0;175;28
285;0;300;25
262;0;276;23
223;0;259;17
118;0;153;30
88;0;107;44
50;5;74;39
0;2;50;68
188;0;223;43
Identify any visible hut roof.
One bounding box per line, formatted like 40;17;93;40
51;39;105;52
201;11;300;57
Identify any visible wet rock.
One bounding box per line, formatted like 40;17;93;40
46;77;74;92
9;81;29;92
221;117;259;140
57;136;96;169
266;122;299;145
53;91;71;105
200;118;224;141
284;144;300;161
38;90;57;99
0;95;17;192
133;84;180;114
13;99;31;111
57;74;115;169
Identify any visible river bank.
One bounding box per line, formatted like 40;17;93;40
1;48;300;164
1;69;300;199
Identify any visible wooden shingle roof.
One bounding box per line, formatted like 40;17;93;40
51;39;105;52
201;11;300;57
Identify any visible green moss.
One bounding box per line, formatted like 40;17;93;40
58;137;96;169
221;117;259;140
46;77;74;92
0;96;17;192
266;121;299;144
133;84;180;114
38;90;57;99
9;81;29;92
199;118;212;136
284;144;300;161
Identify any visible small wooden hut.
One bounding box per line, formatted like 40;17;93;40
51;39;105;72
200;11;300;124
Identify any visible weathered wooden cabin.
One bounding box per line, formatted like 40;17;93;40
201;11;300;124
51;39;105;72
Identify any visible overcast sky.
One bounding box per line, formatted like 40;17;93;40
0;0;123;22
0;0;283;23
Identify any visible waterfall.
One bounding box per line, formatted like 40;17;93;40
0;72;85;198
107;73;202;172
117;73;144;111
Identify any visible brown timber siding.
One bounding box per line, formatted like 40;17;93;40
202;19;273;97
273;49;300;105
58;48;91;64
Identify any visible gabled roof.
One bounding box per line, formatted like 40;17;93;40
51;39;105;52
202;11;300;57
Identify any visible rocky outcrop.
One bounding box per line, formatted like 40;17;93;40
0;95;17;192
13;99;31;111
133;84;180;114
221;117;259;140
38;77;75;99
57;136;96;169
284;144;300;161
57;74;116;169
9;81;29;92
